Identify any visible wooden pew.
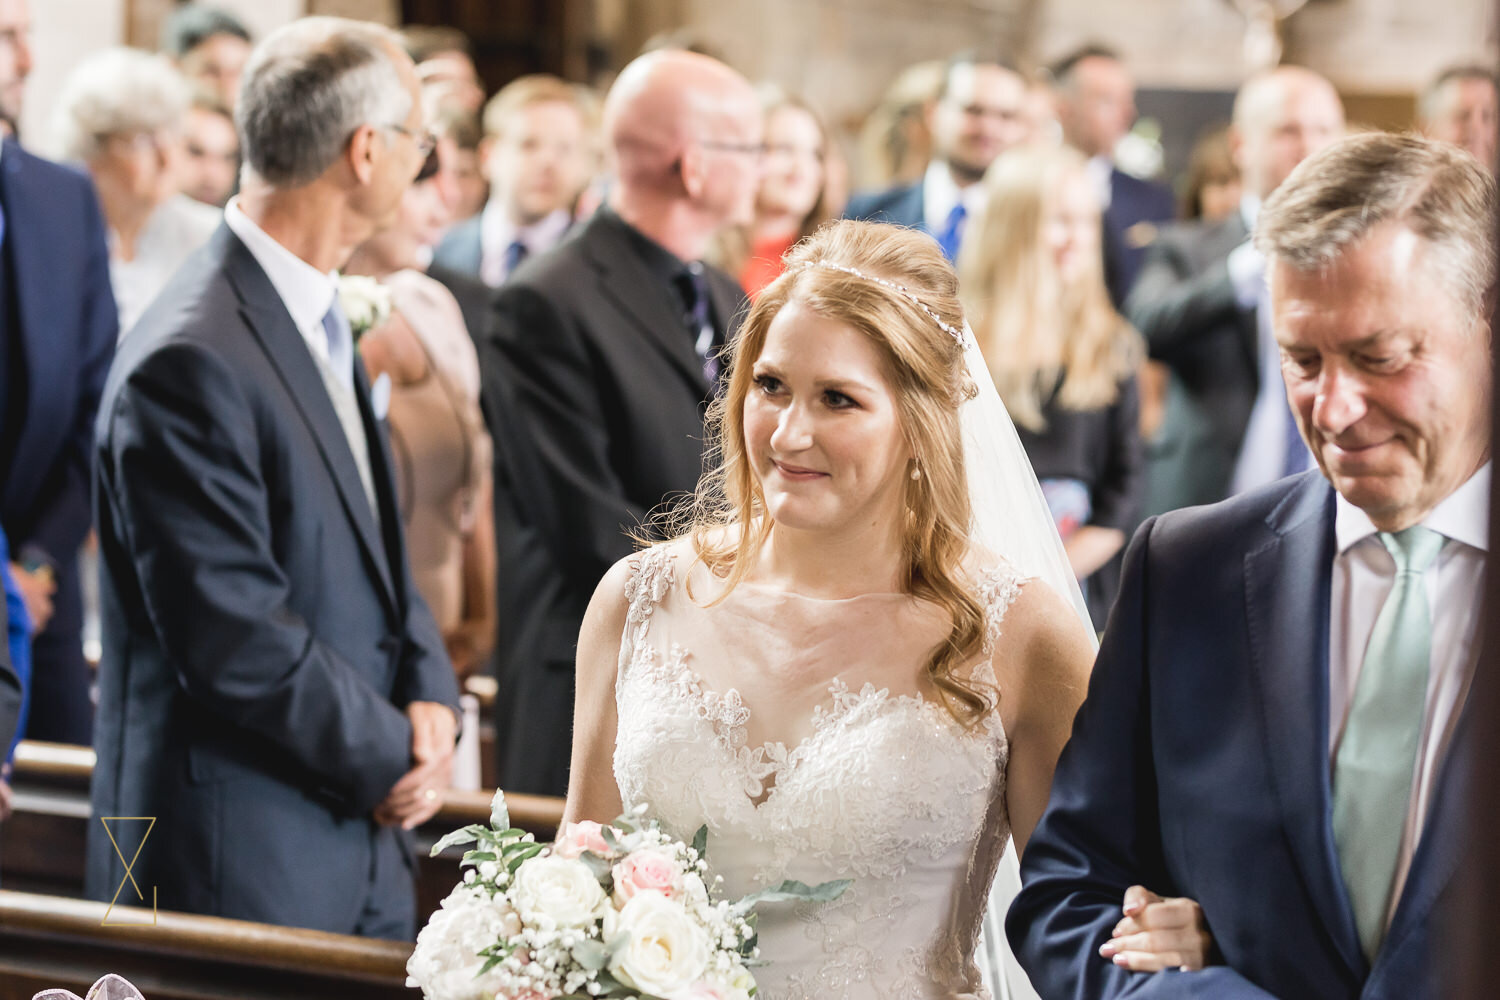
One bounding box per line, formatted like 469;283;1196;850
0;890;410;1000
2;741;564;921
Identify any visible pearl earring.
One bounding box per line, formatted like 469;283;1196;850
910;463;922;480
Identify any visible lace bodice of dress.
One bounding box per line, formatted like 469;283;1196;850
613;544;1027;1000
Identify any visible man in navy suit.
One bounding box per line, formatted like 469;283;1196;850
1050;44;1176;308
0;0;118;746
843;53;1029;260
88;17;460;937
1010;132;1490;999
432;74;593;287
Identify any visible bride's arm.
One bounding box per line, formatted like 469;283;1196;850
560;557;633;826
992;580;1095;858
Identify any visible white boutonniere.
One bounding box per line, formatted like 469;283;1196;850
337;273;392;340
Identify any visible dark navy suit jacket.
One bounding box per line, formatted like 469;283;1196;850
86;226;460;935
1010;471;1463;999
0;140;117;740
843;179;926;232
1102;167;1176;308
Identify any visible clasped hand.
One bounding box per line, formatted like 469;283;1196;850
1099;885;1213;972
374;701;456;830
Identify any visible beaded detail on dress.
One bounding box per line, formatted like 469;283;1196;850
613;544;1027;999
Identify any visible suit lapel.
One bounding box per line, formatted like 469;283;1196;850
215;228;398;616
353;354;411;619
1243;473;1365;978
584;216;709;396
4;143;70;454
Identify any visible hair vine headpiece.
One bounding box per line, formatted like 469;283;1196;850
795;260;966;345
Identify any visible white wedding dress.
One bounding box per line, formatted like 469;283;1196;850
613;541;1030;999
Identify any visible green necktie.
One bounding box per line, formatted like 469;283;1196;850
1332;526;1445;960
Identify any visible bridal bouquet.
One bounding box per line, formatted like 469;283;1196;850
408;792;848;1000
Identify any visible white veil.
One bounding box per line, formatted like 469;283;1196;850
957;322;1098;1000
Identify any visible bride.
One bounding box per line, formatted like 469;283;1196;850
562;221;1205;998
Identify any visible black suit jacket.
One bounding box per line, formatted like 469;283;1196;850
843;179;926;232
1102;168;1176;308
1010;471;1464;999
478;210;746;795
86;225;460;933
1125;212;1259;514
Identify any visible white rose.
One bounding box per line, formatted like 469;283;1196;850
336;273;392;336
511;854;607;928
406;883;515;1000
608;890;710;998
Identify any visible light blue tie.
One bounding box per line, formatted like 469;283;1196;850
937;203;966;262
321;299;353;393
1332;526;1445;960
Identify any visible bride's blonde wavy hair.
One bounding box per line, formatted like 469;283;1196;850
666;220;992;726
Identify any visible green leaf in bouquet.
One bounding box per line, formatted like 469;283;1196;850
428;824;486;857
461;850;497;865
576;849;614;882
732;877;852;913
505;842;546;872
691;825;708;859
571;937;608;971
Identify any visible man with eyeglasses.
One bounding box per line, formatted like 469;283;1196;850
0;0;118;757
844;52;1030;261
479;48;758;797
88;17;460;938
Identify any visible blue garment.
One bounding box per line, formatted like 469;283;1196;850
0;527;28;765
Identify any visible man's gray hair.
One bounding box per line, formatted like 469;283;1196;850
50;48;191;163
236;17;412;188
1256;131;1497;318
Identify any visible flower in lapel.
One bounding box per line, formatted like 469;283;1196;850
337;274;392;340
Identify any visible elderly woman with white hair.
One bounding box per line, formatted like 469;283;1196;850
51;47;221;335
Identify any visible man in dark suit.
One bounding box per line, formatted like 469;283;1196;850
1050;44;1176;308
1011;133;1490;999
0;0;119;746
432;74;593;287
479;49;758;796
843;53;1029;260
1127;66;1344;515
87;18;460;938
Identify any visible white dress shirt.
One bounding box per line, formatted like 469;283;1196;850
223;196;349;390
920;160;987;237
478;202;572;287
1328;463;1488;929
1086;154;1114;211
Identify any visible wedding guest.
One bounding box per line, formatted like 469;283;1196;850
433;74;595;286
1180;124;1241;222
852;59;943;190
160;3;251;113
1419;64;1498;170
345;163;497;680
1127;66;1344;515
88;16;460;938
431;105;488;224
401;25;484;117
845;52;1030;260
960;145;1144;628
479;48;758;796
180;90;239;208
712;90;831;298
51;47;219;335
1012;131;1490;1000
0;0;118;747
1050;44;1176;307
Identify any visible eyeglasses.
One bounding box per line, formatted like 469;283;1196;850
697;139;767;158
381;122;438;159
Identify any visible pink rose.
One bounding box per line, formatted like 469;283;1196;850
678;984;729;1000
553;820;612;859
611;848;683;905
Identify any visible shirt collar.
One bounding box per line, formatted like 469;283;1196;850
1240;193;1262;233
922;160;985;233
481;202;572;260
1335;461;1491;555
223;196;339;333
598;205;689;286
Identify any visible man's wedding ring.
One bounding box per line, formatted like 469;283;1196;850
423;788;438;802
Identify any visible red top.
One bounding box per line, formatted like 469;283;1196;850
739;233;799;299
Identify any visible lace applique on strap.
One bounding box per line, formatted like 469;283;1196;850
975;561;1027;658
620;545;675;667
